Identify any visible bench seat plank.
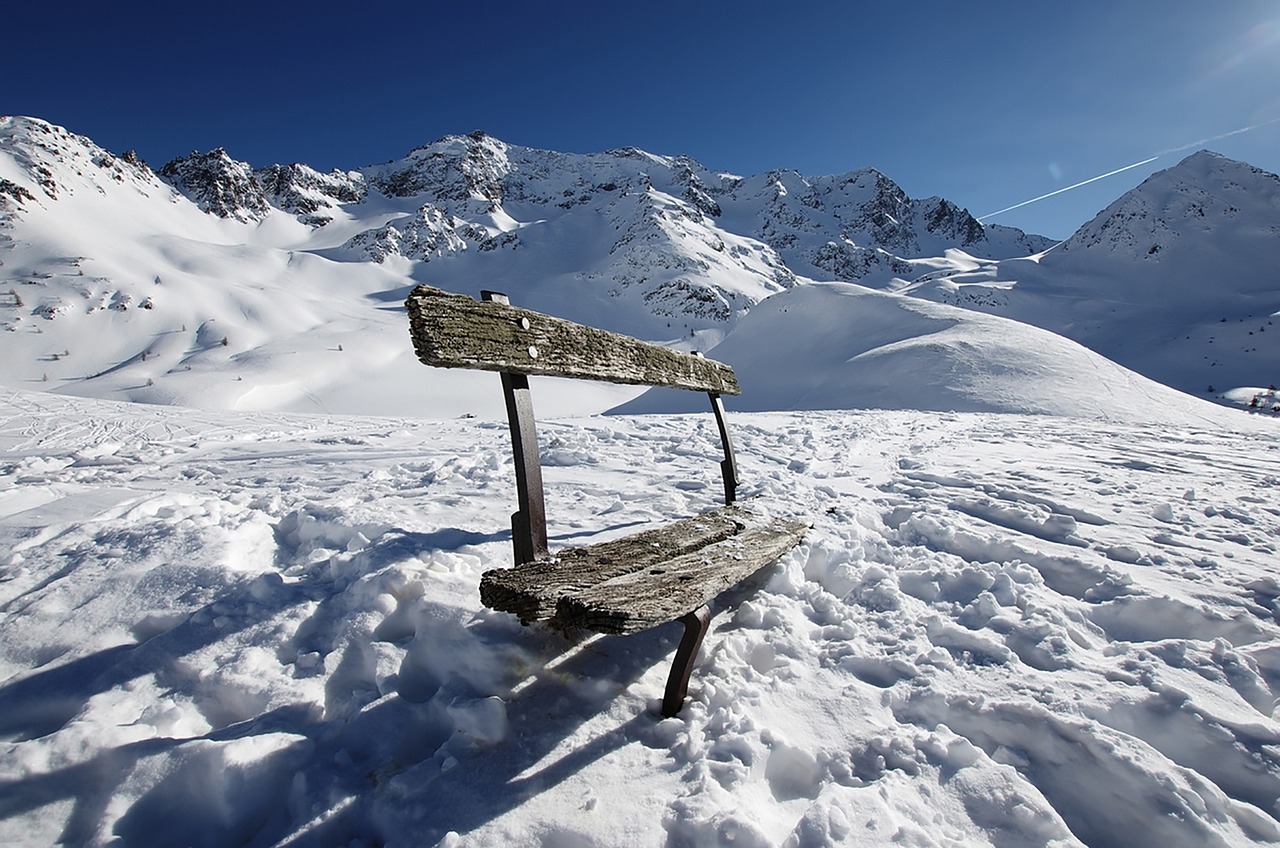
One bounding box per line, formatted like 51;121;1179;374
479;505;754;623
405;285;740;395
555;518;811;635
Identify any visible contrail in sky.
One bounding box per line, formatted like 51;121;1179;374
978;157;1158;220
978;117;1280;221
1153;116;1280;156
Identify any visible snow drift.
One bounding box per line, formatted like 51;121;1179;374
616;282;1238;425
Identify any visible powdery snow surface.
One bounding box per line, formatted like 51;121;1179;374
2;388;1280;846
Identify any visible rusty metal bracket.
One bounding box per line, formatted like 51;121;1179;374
662;605;712;718
708;392;739;505
691;351;738;505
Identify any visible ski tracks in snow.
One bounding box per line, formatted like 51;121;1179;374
1;391;1280;846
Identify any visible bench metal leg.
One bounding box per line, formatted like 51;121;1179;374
483;292;549;566
662;605;712;718
707;392;739;505
499;371;548;565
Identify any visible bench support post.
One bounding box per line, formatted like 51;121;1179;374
483;291;549;565
662;604;712;718
708;393;739;505
500;372;549;565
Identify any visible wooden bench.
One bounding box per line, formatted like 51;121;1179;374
404;285;808;716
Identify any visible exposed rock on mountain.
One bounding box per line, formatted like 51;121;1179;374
159;148;270;222
0;178;36;207
811;239;913;281
344;204;491;263
255;162;366;225
371;130;510;204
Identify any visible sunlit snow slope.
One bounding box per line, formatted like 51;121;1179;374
617;282;1238;424
898;152;1280;404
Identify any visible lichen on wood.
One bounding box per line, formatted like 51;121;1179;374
479;505;750;623
479;506;809;635
554;518;810;634
404;285;740;394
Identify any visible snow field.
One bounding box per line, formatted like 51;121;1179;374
1;389;1280;845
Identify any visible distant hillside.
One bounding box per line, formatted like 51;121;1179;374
897;151;1280;401
616;282;1237;426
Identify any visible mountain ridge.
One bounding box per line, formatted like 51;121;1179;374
897;149;1280;399
1;115;1275;419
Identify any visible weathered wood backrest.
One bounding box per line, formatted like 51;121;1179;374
404;284;742;564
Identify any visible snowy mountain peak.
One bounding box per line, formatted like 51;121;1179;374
0;115;163;206
836;168;917;252
729;164;1051;285
371;131;513;203
1058;149;1280;259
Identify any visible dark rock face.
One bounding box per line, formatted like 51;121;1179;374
371;133;509;203
160;149;270;222
0;178;36;206
922;197;986;244
256;163;367;225
812;240;913;281
344;204;493;263
847;170;917;254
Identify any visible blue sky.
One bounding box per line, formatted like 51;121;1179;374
9;0;1280;239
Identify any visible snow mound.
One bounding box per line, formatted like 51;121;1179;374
616;282;1235;425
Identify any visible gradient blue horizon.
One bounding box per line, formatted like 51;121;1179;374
9;0;1280;240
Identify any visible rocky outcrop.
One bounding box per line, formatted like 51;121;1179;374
256;163;366;225
343;204;491;263
160;149;270;222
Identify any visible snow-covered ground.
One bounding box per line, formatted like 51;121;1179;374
4;115;1280;846
3;387;1279;846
